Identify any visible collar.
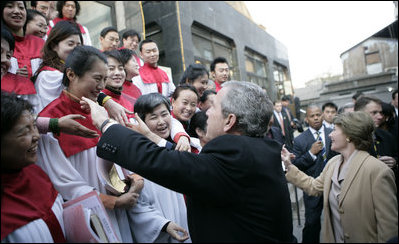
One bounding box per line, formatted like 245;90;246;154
105;85;123;95
309;126;324;136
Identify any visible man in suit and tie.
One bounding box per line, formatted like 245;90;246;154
292;104;337;243
82;81;295;242
273;100;294;151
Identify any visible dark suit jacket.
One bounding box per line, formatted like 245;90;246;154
292;126;337;178
273;111;294;150
267;126;285;147
97;124;294;242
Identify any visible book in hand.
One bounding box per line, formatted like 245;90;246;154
62;190;120;243
97;159;131;195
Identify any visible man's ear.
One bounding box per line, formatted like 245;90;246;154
66;68;76;83
211;71;215;78
223;113;237;133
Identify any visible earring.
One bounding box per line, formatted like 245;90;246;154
346;138;350;142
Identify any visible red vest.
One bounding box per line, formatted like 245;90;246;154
1;164;66;242
1;73;36;95
122;80;142;100
139;63;170;94
102;88;136;119
39;91;100;157
12;34;44;79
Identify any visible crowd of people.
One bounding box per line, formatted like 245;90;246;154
1;1;398;243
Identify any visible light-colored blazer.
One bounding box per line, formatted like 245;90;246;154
286;150;398;243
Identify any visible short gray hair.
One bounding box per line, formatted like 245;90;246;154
221;81;273;137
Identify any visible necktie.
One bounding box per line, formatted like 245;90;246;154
278;113;285;136
316;131;327;164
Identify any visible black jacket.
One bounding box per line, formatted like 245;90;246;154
97;124;294;242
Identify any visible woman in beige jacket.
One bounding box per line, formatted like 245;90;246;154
282;111;397;243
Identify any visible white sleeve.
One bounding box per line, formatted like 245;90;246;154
31;58;42;77
164;81;176;98
36;134;95;201
127;186;170;243
8;57;18;74
35;70;64;113
170;117;189;142
82;26;92;46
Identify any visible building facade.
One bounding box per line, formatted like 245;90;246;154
75;1;293;101
296;19;398;112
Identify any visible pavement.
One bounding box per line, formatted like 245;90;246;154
288;183;305;242
289;129;306;242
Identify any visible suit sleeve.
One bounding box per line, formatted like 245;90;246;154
292;136;316;171
97;124;237;203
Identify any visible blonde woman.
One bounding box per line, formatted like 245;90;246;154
282;111;397;242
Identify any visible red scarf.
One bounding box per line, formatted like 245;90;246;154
39;91;100;157
1;164;66;242
12;34;44;79
50;17;86;34
139;63;170;94
215;81;222;92
102;88;136;119
122;80;142;100
38;66;60;73
1;73;36;95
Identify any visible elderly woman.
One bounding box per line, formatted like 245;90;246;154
1;92;65;242
282;111;398;242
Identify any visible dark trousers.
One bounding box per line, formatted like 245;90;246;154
302;193;323;243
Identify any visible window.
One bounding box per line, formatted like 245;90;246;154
364;50;382;74
76;1;114;50
191;23;239;80
245;48;269;91
273;63;289;99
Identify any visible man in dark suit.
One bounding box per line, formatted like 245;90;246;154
273;100;294;151
83;81;295;242
292;104;337;243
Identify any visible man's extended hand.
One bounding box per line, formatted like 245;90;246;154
80;97;109;130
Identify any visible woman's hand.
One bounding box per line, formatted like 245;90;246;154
127;173;144;194
103;99;133;126
165;222;189;242
175;136;191;152
115;183;139;209
58;114;99;138
16;65;29;78
281;145;294;171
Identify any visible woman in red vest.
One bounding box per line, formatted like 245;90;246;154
37;46;141;242
1;92;66;243
1;1;44;79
